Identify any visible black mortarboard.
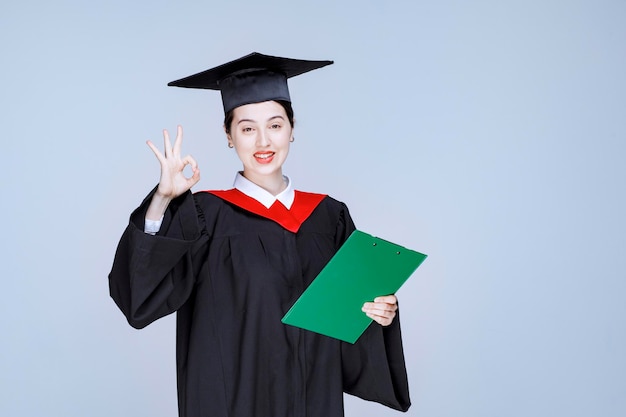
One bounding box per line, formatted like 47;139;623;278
168;52;333;113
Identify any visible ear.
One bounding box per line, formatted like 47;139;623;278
224;126;233;146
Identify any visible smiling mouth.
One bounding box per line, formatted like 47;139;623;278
254;152;275;163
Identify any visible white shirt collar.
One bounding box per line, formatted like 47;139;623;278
233;172;295;209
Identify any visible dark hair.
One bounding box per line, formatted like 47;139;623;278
223;100;295;134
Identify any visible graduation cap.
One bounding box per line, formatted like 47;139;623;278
168;52;333;113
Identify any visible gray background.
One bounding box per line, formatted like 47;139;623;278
2;1;625;416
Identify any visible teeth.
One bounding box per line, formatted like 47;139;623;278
255;153;273;159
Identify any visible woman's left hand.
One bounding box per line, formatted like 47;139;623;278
362;295;398;327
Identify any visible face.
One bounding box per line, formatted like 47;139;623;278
226;100;294;184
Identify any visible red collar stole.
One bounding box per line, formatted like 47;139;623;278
207;189;327;233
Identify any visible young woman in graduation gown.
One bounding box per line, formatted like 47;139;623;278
109;53;411;417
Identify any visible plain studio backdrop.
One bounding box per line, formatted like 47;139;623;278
1;1;625;416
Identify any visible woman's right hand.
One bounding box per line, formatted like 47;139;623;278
145;125;200;220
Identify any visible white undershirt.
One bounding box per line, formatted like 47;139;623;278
144;172;294;235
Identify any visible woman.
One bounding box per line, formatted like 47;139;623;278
109;52;410;417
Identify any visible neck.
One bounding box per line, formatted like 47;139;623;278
242;170;287;196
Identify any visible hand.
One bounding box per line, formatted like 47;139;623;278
362;295;398;326
147;125;200;200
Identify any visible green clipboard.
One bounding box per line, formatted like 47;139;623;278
281;230;427;343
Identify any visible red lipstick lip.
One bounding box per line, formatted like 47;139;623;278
254;151;275;164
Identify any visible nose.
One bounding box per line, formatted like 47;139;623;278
256;129;270;147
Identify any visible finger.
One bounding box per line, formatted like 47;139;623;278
173;125;184;157
362;301;397;318
163;129;173;158
182;155;201;186
363;297;398;312
146;140;165;163
363;310;396;326
374;295;397;305
182;154;198;171
365;303;397;319
187;169;201;188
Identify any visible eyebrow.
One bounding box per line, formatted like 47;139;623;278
236;115;285;125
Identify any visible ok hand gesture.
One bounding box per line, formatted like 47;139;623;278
147;125;200;200
145;126;200;221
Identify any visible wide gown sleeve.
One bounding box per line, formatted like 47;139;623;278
341;311;411;411
108;188;209;329
337;204;412;412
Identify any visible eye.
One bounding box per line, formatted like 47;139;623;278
241;126;254;133
269;123;282;129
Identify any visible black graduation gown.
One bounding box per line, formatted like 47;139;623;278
109;187;411;417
